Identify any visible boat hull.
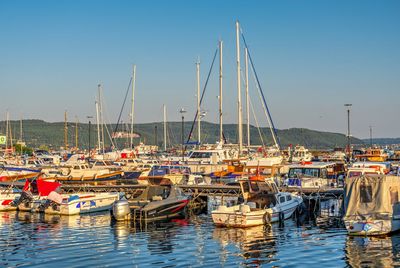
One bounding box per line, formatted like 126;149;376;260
0;193;20;211
345;219;400;236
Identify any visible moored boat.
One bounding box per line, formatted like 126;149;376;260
344;175;400;236
211;176;303;227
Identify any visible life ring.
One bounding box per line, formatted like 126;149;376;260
263;211;272;225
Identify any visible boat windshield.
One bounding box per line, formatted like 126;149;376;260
189;152;212;159
288;168;320;178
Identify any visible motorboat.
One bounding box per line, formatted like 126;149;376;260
137;165;198;185
0;188;20;211
14;177;120;215
285;162;341;189
211;176;303;227
344;175;400;236
289;145;313;162
112;178;190;222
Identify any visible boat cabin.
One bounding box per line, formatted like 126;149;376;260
239;178;279;209
286;162;340;188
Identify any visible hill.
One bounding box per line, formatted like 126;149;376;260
0;119;363;150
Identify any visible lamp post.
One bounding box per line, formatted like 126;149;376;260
87;116;93;158
179;108;186;162
344;104;352;162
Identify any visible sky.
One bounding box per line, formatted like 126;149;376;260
0;0;399;139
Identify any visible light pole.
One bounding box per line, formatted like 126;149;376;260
179;108;186;162
344;104;352;162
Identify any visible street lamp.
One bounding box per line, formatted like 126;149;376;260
87;116;93;158
179;108;187;162
344;104;352;162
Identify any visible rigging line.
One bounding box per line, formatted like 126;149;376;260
113;77;133;136
240;31;281;150
185;47;218;145
251;64;278;148
100;95;116;149
249;96;266;148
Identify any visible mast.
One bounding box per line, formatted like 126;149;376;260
130;65;136;149
64;110;68;150
98;84;105;154
5;111;9;151
196;59;201;146
75;116;79;149
236;20;243;153
245;47;250;148
163;104;167;151
219;40;223;143
19;115;23;143
95;87;101;153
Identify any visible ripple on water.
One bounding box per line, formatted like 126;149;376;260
2;211;400;267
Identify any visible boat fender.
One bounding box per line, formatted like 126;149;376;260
263;212;272;225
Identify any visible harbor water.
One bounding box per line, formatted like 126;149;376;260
1;202;400;268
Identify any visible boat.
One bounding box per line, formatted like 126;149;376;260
211;176;303;227
137;164;198;185
14;177;120;215
285;162;342;189
289;145;313;162
354;148;388;162
343;175;400;236
43;163;123;184
112;177;190;222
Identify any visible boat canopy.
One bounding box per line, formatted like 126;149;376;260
344;175;400;221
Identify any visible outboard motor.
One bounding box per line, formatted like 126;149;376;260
112;199;130;221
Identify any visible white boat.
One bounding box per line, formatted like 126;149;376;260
15;178;120;215
344;175;400;236
290;145;313;162
211;176;303;227
285;162;339;189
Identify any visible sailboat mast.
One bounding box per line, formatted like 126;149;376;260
196;59;201;146
245;47;250;148
130;65;136;149
219;40;223;143
163;104;167;151
99;85;105;154
96;86;101;153
64;110;68;150
75;116;79;149
236;20;243;153
5;111;9;151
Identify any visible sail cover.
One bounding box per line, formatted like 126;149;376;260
344;175;400;221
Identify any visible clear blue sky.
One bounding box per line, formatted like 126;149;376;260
0;0;399;139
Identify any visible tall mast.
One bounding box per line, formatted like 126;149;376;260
96;86;101;153
163;104;167;151
130;65;136;149
75;116;79;149
236;20;243;153
219;40;223;143
196;59;201;146
245;47;250;148
98;84;105;154
5;111;9;150
19;116;23;142
64;110;68;150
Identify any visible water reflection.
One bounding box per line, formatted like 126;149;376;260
346;235;400;267
213;225;277;266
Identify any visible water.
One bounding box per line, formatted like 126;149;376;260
1;209;400;267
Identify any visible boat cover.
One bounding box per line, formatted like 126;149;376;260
344;175;400;221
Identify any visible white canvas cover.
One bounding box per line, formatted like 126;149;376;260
344;175;400;221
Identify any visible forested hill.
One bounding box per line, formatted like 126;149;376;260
0;119;363;150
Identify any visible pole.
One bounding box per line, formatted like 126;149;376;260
369;126;373;147
130;65;136;149
245;47;250;149
181;114;184;162
163;104;167;151
219;40;223;143
236;20;243;153
88;120;91;155
75;117;78;149
196;59;201;146
154;125;158;146
344;104;352;161
64;110;68;150
95;97;101;153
